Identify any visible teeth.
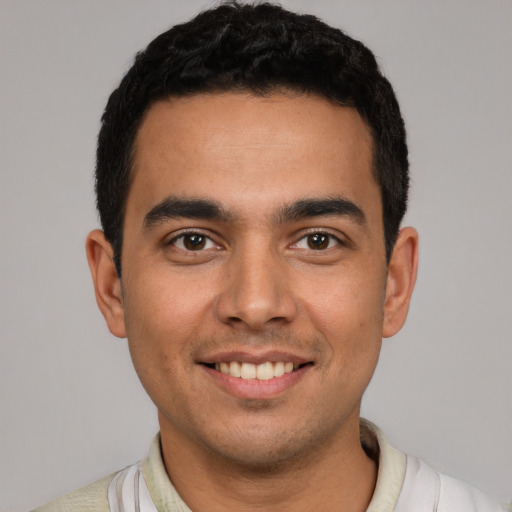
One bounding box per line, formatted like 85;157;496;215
230;361;241;377
240;362;257;379
274;361;285;377
213;361;299;380
256;362;274;380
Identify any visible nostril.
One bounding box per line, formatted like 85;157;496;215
214;280;298;330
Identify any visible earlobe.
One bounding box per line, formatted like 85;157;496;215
382;227;419;338
85;229;127;338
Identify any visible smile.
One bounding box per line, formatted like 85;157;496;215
213;361;299;380
199;350;314;398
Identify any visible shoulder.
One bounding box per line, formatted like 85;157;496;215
362;419;506;512
31;473;113;512
31;435;166;512
396;454;505;512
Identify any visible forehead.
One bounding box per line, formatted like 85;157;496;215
128;92;378;221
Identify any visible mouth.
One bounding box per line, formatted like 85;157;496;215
198;349;315;398
202;360;313;381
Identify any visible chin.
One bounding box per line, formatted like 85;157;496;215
203;418;335;472
211;441;309;473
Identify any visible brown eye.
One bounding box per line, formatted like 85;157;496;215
293;232;341;251
307;233;329;250
170;233;217;251
183;234;206;250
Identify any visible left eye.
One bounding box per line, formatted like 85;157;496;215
294;233;340;250
170;233;217;251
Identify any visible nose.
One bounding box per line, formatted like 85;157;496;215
214;246;298;331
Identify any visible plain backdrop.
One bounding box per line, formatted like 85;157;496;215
1;1;511;510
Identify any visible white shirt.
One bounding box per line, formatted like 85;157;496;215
34;420;506;511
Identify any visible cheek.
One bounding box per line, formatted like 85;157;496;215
124;268;215;340
300;269;386;334
121;275;205;391
121;277;195;404
299;269;385;374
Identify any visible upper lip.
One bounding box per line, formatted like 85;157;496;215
198;350;313;366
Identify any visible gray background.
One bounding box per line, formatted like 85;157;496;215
1;1;511;510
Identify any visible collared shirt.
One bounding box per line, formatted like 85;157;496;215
33;420;505;512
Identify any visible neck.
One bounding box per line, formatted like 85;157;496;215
159;412;378;512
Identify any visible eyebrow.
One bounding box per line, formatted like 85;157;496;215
143;195;366;230
143;197;231;230
275;197;366;225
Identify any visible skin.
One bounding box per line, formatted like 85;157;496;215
87;92;418;512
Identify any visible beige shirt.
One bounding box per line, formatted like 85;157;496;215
33;420;502;512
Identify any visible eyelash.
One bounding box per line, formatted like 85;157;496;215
168;231;219;251
167;230;344;252
292;231;344;251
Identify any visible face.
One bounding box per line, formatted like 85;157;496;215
89;92;416;469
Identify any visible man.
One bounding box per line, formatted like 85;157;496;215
34;2;504;511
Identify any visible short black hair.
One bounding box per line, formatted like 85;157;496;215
96;1;409;275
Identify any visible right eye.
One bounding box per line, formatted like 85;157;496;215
169;233;218;251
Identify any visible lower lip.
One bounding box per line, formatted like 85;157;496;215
202;364;312;399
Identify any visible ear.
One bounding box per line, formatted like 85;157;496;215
382;227;419;338
86;229;127;338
